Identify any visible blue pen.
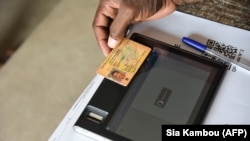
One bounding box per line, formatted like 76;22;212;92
182;37;250;71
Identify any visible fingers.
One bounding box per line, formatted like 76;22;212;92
92;3;118;56
93;0;201;56
108;4;135;48
94;26;111;57
93;0;173;56
146;0;176;21
107;0;176;48
92;10;110;56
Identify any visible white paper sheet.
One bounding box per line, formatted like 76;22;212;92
49;11;250;141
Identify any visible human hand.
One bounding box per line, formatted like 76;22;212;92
93;0;201;56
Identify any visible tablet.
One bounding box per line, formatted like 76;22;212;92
73;33;227;141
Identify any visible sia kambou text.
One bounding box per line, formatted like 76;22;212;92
166;128;247;138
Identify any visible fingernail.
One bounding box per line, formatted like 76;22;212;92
108;36;119;48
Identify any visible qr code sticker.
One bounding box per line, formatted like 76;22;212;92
206;39;238;59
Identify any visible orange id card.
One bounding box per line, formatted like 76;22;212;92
96;38;152;86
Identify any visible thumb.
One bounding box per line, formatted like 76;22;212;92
108;5;135;48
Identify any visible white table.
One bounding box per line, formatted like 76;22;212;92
49;11;250;141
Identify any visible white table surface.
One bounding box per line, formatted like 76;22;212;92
49;11;250;141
